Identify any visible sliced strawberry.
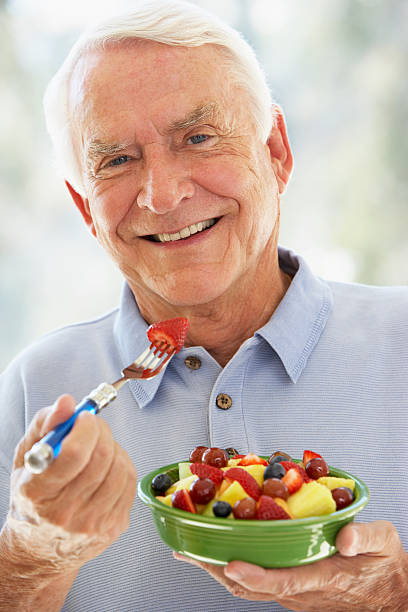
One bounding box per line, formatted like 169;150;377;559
282;468;303;494
147;318;189;353
190;463;224;486
303;450;323;466
231;454;246;459
238;453;268;467
171;489;196;513
256;495;290;520
279;461;313;483
224;467;262;501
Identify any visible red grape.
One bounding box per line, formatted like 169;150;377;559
263;478;289;500
331;487;354;510
189;446;208;463
232;497;257;519
202;447;228;468
305;457;329;479
189;478;215;504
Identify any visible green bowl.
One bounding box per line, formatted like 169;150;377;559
138;459;369;568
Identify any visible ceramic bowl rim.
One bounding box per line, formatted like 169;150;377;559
138;459;370;528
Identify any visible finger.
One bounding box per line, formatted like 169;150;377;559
173;554;274;601
100;461;138;540
336;521;400;557
40;394;77;436
57;417;115;504
13;395;77;469
42;418;116;518
77;446;137;530
224;559;330;596
23;410;100;496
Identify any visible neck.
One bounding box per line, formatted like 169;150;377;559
133;249;291;367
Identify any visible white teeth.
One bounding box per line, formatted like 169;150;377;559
153;219;216;243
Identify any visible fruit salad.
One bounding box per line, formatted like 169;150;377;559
152;447;356;520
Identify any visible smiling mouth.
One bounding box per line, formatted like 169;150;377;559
146;218;220;243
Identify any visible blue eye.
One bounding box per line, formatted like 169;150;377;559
109;155;130;166
188;134;209;145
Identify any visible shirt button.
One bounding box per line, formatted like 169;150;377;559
216;393;232;410
184;356;202;370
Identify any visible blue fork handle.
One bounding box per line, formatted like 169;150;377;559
43;398;98;458
24;382;118;474
23;398;98;474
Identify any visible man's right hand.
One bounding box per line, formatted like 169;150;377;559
2;394;137;575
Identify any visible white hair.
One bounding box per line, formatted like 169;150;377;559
43;0;275;193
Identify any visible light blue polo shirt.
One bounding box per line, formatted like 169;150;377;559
1;246;407;612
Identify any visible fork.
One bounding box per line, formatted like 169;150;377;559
24;339;175;474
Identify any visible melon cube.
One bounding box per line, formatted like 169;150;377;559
178;462;193;480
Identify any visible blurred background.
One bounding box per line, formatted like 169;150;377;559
1;0;407;371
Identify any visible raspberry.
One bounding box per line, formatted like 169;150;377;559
256;495;291;520
224;467;261;501
190;463;224;486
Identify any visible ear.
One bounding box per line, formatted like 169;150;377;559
65;181;96;237
266;105;294;194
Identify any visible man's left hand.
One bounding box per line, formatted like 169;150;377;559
174;521;408;611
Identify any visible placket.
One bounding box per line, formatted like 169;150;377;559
208;337;256;454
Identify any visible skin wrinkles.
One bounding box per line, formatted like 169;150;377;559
66;41;292;367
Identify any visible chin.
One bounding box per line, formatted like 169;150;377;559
149;269;236;307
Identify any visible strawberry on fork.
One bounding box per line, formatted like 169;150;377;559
24;317;189;474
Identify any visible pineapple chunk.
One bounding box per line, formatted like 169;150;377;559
156;494;173;507
274;497;293;518
226;458;241;467
317;477;355;492
218;481;248;507
287;481;336;518
215;479;230;498
242;464;265;487
165;474;198;495
178;462;193;480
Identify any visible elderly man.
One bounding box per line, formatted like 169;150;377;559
0;1;407;611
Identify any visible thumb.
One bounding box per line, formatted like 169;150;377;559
39;394;77;436
336;521;399;557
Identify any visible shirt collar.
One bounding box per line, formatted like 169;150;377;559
113;246;334;406
255;246;333;383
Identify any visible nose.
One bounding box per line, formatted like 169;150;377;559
136;145;195;214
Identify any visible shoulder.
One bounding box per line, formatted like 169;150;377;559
2;307;120;386
324;279;408;338
328;279;408;312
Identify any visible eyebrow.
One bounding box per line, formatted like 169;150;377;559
86;140;132;166
167;101;224;133
85;101;231;166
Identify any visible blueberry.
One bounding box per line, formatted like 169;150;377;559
264;463;286;480
152;472;172;495
212;501;232;518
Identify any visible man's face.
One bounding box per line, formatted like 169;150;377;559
69;42;288;307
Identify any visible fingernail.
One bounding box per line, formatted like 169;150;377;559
224;566;243;581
